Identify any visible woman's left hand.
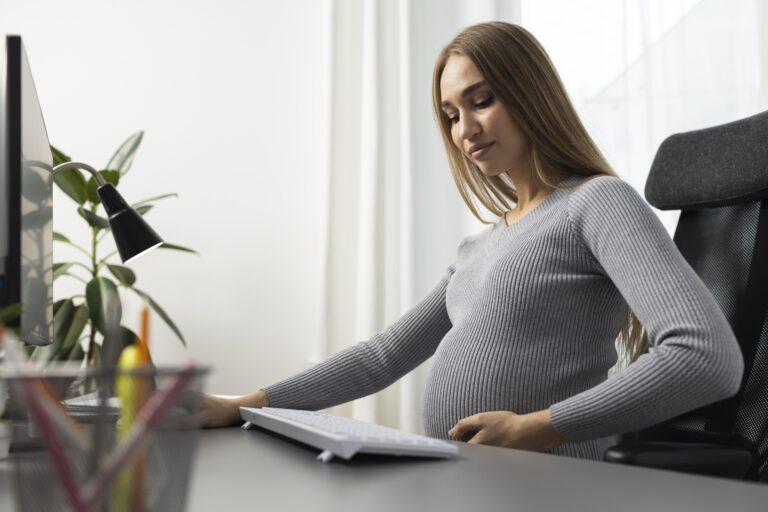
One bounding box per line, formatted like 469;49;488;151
448;409;566;452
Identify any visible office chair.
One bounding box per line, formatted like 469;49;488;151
603;110;768;482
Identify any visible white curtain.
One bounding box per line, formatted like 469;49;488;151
314;0;520;432
313;0;766;433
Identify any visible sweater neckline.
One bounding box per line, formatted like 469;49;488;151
498;176;582;233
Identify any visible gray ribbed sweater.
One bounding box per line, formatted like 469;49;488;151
263;176;743;460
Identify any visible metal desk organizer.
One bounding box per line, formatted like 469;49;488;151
1;359;208;512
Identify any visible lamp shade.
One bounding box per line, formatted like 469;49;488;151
97;183;164;263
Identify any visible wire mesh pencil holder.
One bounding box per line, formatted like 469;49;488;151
2;363;209;512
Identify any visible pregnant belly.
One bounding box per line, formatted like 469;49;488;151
421;328;569;439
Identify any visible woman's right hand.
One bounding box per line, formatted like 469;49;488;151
198;390;269;428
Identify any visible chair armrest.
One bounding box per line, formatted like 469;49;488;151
604;441;752;479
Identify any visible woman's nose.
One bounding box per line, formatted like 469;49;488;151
458;114;481;140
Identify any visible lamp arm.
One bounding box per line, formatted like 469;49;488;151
51;161;106;186
39;159;163;263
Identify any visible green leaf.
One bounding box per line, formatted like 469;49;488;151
102;326;137;367
34;299;75;362
131;193;178;208
53;262;75;281
54;168;88;205
50;145;71;166
53;298;68;316
86;277;122;336
106;131;143;176
134;205;153;216
66;340;86;362
158;243;198;255
56;304;89;360
53;231;91;259
78;207;110;230
50;144;87;205
107;264;137;286
131;287;186;346
0;302;23;323
53;231;72;243
120;326;138;347
85;170;120;205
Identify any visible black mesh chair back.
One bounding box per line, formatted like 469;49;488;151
631;110;768;482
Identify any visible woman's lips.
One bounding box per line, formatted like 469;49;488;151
470;142;494;159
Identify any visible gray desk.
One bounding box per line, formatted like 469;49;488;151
2;426;767;511
188;426;768;512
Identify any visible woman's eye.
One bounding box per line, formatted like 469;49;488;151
448;114;459;124
475;96;494;108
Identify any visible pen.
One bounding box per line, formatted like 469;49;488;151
115;306;151;512
114;342;140;512
133;307;151;512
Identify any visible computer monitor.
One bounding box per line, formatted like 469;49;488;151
0;35;53;346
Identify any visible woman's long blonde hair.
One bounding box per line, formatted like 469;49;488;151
432;21;648;364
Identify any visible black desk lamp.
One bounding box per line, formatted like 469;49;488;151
51;162;163;263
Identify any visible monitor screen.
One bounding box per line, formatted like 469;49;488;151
0;35;53;346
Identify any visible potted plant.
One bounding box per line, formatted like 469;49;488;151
31;131;195;367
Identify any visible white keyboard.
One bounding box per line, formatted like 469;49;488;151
240;407;458;463
63;391;121;412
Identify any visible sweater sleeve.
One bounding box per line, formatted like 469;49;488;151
549;176;743;442
263;266;454;410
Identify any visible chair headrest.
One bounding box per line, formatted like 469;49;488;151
645;110;768;210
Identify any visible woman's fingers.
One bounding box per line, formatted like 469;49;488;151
448;413;483;439
466;429;488;444
448;410;565;451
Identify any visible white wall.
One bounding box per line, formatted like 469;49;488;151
1;0;330;393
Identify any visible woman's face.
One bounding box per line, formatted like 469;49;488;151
440;54;529;177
